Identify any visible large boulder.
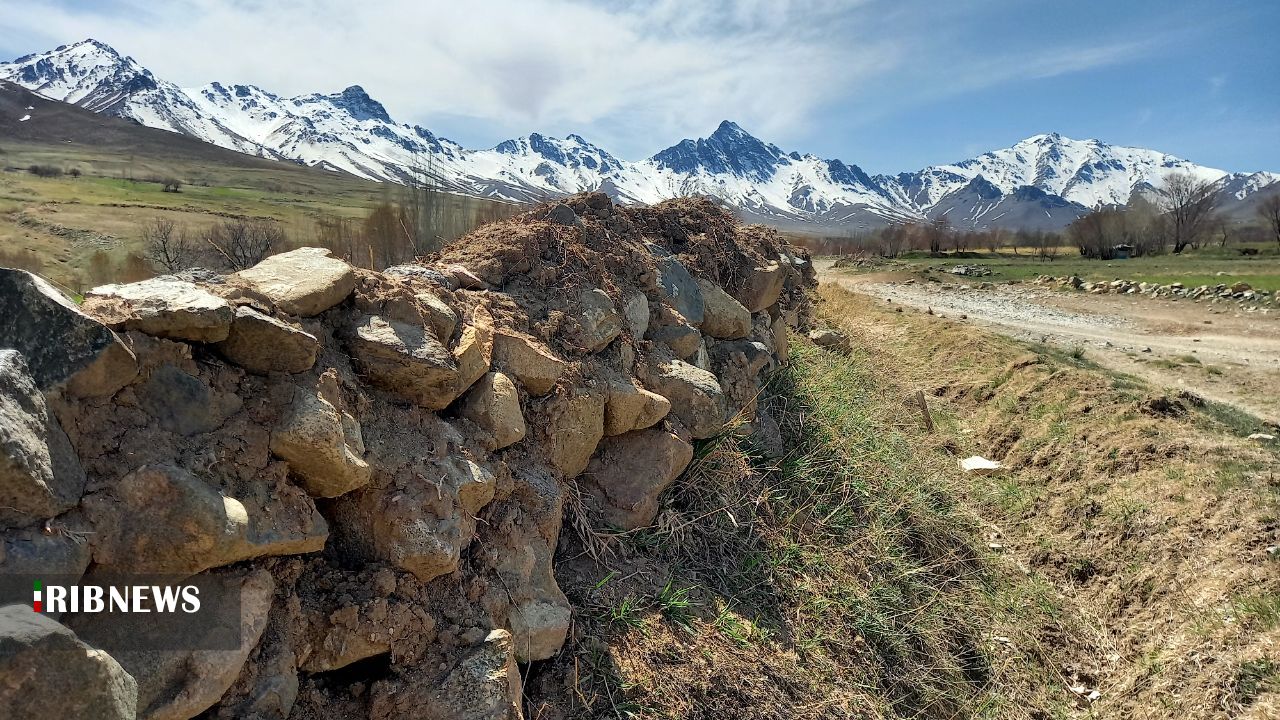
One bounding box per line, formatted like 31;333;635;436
734;261;786;312
372;629;522;720
542;389;605;478
576;288;623;352
0;269;137;396
270;382;371;498
648;321;702;359
232;247;357;317
461;372;527;450
646;359;727;439
215;306;319;374
83;277;234;342
604;380;671;436
0;606;138;720
0;351;86;527
82;464;327;576
584;429;694;529
650;244;705;326
696;279;752;339
69;569;274;720
492;331;566;396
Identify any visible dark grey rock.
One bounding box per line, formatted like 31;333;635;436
647;244;705;326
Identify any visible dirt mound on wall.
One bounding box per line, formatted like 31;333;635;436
0;193;814;720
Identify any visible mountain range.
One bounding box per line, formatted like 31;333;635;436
4;39;1277;232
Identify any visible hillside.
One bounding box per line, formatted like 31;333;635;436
4;39;1277;232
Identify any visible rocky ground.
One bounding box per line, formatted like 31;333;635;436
0;194;814;720
823;260;1280;425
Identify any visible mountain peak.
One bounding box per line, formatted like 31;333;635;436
714;119;745;135
327;84;391;123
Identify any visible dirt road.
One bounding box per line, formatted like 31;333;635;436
820;260;1280;425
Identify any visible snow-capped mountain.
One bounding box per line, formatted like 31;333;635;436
4;39;1277;230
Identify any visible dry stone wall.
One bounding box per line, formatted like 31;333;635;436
0;194;814;720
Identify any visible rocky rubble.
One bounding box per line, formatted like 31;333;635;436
0;194;814;720
1032;274;1275;312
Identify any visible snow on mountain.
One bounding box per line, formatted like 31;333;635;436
3;39;1276;231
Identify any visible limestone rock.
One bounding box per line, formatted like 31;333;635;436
604;380;671;436
84;277;234;342
809;328;851;354
543;389;605;478
346;315;458;409
493;331;566;396
461;372;527;450
650;244;705;325
0;350;86;526
509;599;572;663
696;278;752;339
734;262;785;312
372;629;521;720
216;306;318;374
82;464;327;576
70;569;274;720
771;315;790;365
341;457;497;582
0;269;138;396
271;386;371;498
233;247;357;316
417;291;458;341
451;306;495;400
623;293;650;337
578;288;623;352
647;359;727;439
648;322;702;359
0;606;138;720
585;429;694;529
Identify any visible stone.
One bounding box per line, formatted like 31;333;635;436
493;331;566;396
0;351;86;526
623;293;650;337
546;203;580;226
959;456;1002;475
508;599;572;662
346;315;459;410
604;380;671;436
461;372;527;450
215;306;319;374
648;322;702;359
233;247;357;316
650;244;705;326
577;288;623;352
0;269;138;396
361;457;497;582
543;389;606;478
0;525;92;578
451;307;495;400
696;278;752;339
417;291;459;341
1248;433;1276;442
734;262;785;312
70;569;274;720
647;359;726;439
135;365;242;436
83;277;234;342
809;328;851;354
1231;281;1252;294
82;464;327;576
372;629;521;720
271;385;371;497
0;606;138;720
584;429;695;529
445;264;487;290
771;315;790;365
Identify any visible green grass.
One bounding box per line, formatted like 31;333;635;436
841;247;1280;293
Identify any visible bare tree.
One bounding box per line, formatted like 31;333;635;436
142;217;198;272
1163;172;1218;253
203;219;282;270
1258;193;1280;249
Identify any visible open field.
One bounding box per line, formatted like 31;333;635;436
832;246;1280;293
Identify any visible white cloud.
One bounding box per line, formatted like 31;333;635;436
0;0;893;156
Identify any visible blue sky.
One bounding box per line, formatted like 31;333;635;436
1;0;1276;173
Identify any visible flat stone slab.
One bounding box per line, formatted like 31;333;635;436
233;247;356;317
84;277;233;342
